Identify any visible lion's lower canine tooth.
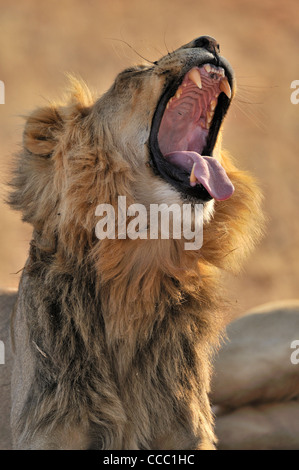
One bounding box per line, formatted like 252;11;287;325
190;163;197;185
189;68;202;89
219;77;232;99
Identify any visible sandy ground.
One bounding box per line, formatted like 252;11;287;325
0;0;298;317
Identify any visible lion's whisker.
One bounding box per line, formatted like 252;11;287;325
232;93;267;132
106;37;156;65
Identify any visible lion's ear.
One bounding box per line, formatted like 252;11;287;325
23;105;63;157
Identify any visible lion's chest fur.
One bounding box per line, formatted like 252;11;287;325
10;250;220;449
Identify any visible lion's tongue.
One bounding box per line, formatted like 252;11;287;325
165;151;234;201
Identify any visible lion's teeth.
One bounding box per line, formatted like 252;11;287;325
219;77;232;99
166;97;173;109
190;163;197;185
210;99;217;111
210;65;225;77
204;64;211;73
175;87;183;99
206;110;214;129
189;68;202;89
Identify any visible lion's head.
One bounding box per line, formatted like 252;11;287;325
9;36;263;319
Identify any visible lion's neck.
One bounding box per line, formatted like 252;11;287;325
28;231;225;340
90;237;225;344
24;237;226;383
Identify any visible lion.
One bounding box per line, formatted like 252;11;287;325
4;36;265;449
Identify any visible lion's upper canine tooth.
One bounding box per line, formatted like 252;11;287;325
190;163;197;185
189;68;202;89
219;77;232;99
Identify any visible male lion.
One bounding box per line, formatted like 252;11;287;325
7;36;263;449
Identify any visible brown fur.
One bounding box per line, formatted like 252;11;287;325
8;39;263;449
0;290;16;449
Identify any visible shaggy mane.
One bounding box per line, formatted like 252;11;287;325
9;49;264;450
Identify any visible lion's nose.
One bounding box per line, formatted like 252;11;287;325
193;36;220;55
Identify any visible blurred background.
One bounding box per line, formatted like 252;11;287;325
0;0;298;317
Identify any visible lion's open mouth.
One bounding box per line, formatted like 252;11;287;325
150;62;235;202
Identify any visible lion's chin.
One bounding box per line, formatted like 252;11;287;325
134;166;215;224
